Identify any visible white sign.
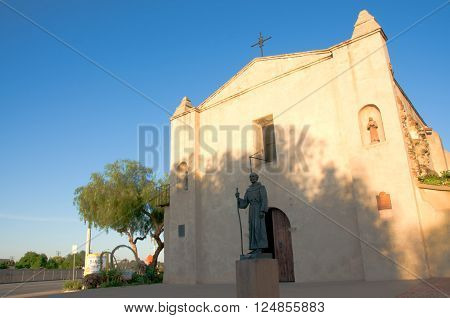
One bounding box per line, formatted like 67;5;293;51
71;244;77;255
84;253;108;276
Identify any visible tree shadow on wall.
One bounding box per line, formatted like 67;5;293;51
166;133;445;289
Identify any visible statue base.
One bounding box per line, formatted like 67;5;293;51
239;252;272;260
235;258;279;298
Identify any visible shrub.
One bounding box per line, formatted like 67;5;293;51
146;266;163;283
82;268;158;289
99;268;125;288
129;266;163;285
0;262;8;269
82;273;105;289
130;272;147;284
419;170;450;186
64;280;83;291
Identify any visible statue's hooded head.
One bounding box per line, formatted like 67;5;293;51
249;172;259;184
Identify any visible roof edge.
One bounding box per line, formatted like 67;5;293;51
197;27;387;111
394;78;427;126
198;49;332;110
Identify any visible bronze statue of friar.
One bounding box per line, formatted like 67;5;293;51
235;172;269;255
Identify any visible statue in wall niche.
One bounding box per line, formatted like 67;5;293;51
367;117;380;143
235;172;269;255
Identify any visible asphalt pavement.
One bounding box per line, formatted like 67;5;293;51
0;280;65;298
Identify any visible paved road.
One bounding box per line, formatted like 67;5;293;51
0;280;65;298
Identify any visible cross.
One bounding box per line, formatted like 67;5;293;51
251;32;272;57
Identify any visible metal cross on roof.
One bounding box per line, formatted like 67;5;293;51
251;32;272;57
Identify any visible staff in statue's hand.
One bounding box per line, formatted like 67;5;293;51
235;187;244;256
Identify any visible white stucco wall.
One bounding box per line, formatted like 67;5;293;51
164;11;449;284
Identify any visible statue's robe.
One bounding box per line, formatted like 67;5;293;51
367;120;380;143
238;182;269;250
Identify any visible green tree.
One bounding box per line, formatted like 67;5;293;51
61;251;85;269
74;160;165;267
46;256;65;269
15;252;48;269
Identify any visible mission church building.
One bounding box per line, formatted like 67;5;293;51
163;10;450;284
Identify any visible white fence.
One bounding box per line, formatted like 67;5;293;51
0;269;84;284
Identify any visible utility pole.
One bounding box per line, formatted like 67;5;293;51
84;223;91;276
85;223;91;255
71;244;77;280
251;32;272;57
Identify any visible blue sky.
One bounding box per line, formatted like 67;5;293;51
0;0;448;261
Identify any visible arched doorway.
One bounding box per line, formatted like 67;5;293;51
265;208;295;282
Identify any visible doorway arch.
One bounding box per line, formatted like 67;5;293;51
265;208;295;282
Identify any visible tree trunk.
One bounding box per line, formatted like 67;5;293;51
150;225;164;269
127;232;139;259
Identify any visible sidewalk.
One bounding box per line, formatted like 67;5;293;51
47;279;449;298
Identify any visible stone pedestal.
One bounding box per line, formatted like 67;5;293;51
236;258;279;298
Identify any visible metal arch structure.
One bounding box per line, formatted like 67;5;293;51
98;245;141;272
110;245;139;264
99;251;112;271
109;245;144;274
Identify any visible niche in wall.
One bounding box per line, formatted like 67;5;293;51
176;162;188;190
358;104;386;146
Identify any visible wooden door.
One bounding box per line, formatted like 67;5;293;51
270;208;295;282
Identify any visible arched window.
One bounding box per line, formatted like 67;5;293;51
176;162;188;190
358;104;386;146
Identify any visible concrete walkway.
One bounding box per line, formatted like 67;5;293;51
47;279;445;298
